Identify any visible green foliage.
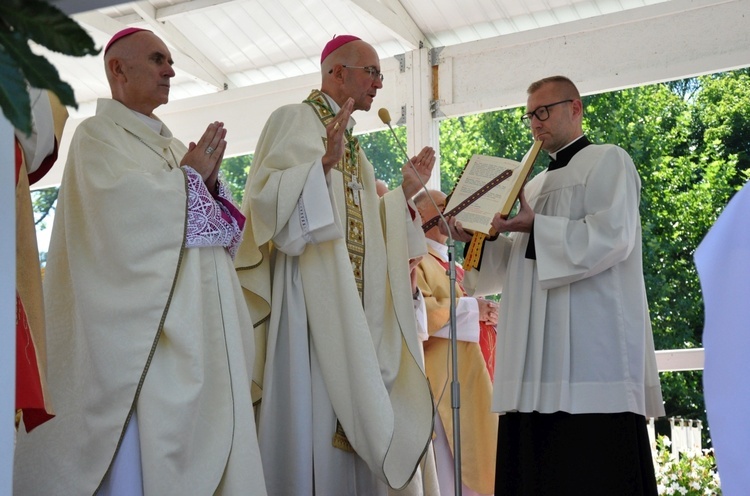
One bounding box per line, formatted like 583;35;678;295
628;74;748;434
438;108;550;194
30;186;59;265
690;69;750;182
221;154;253;203
31;187;58;229
358;126;408;191
0;45;31;134
653;435;721;495
0;0;98;134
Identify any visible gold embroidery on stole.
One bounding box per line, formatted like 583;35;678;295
304;90;365;453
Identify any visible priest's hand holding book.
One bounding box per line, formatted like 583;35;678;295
489;190;534;234
442;188;534;241
441;215;473;242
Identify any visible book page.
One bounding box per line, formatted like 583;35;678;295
444;156;522;233
442;141;542;234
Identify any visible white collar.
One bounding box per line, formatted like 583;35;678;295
426;237;448;262
132;110;163;135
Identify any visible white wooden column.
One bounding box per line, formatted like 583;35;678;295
1;117;16;494
404;47;441;192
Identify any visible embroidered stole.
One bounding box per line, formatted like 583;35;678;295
304;89;366;452
303;90;366;302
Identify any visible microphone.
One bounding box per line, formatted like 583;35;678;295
379;107;463;496
378;107;450;237
377;108;391;128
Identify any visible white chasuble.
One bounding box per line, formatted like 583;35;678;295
13;98;265;496
238;91;434;495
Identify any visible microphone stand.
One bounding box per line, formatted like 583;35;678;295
381;114;463;496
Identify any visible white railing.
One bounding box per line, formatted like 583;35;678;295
655;348;704;372
670;418;704;455
648;348;706;457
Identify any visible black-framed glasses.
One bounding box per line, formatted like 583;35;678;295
342;65;384;82
521;99;573;127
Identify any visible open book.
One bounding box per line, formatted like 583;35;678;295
422;140;543;268
423;140;543;235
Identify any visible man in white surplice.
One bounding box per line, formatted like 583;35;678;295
446;75;664;495
235;35;436;495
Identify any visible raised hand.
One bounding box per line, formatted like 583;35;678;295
322;98;354;173
401;146;436;199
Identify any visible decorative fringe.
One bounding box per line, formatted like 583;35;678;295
332;420;354;452
463;232;488;269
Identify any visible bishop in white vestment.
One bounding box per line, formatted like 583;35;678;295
236;36;435;495
13;29;266;496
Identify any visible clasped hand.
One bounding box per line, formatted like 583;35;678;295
477;298;498;326
181;121;227;192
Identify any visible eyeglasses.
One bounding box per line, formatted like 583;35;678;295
341;65;384;82
521;99;573;127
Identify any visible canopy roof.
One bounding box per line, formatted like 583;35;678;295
39;0;750;188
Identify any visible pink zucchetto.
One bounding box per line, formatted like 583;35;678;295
320;35;361;64
104;27;151;54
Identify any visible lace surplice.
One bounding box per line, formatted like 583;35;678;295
183;165;245;258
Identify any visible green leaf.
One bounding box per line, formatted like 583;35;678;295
0;29;76;108
0;46;31;134
0;0;98;57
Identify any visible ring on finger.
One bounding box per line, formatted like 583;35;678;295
205;146;215;154
333;122;340;131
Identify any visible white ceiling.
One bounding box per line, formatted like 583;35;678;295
49;0;675;112
37;0;750;188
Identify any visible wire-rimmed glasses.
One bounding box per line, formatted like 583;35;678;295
341;65;384;82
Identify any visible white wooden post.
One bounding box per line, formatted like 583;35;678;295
404;47;441;192
647;417;656;455
690;419;703;453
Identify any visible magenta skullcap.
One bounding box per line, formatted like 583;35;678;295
320;35;361;64
104;27;151;54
